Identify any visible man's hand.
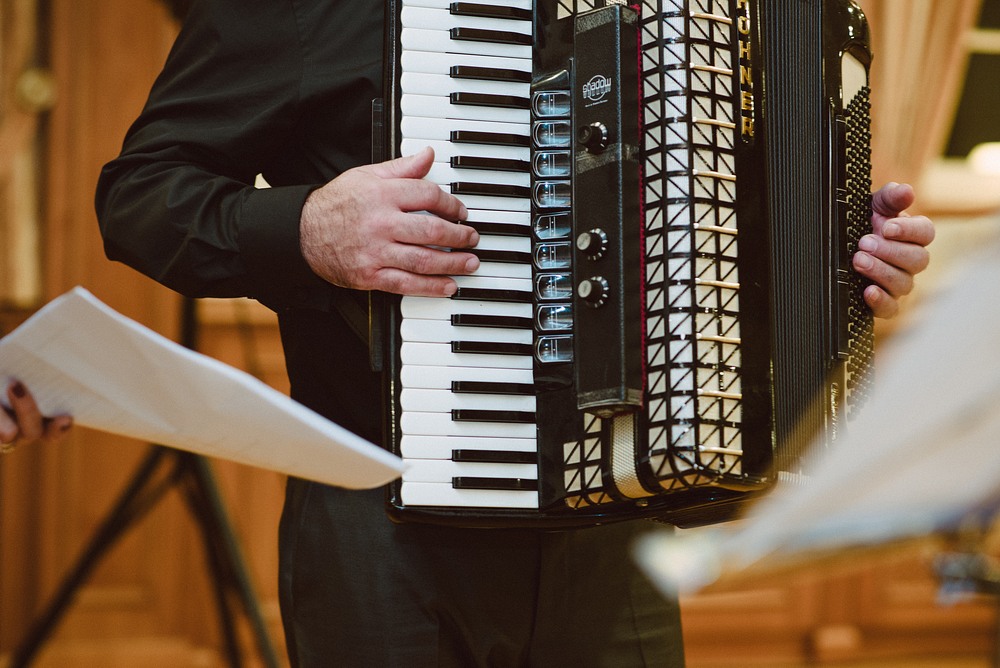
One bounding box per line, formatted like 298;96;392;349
300;147;480;297
0;380;72;453
853;182;935;319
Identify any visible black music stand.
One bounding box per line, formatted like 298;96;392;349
8;298;281;668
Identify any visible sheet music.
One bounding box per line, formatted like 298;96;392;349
0;287;405;489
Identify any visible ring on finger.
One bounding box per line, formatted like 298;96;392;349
0;441;17;454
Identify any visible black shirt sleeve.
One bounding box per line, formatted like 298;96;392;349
95;0;379;310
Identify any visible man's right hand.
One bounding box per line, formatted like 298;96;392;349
300;147;480;297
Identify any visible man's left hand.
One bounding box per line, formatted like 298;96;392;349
854;182;935;319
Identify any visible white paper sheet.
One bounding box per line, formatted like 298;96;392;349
0;287;405;489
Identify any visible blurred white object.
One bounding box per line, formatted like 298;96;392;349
637;241;1000;596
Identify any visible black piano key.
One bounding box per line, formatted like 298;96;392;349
462;220;531;237
451;313;533;329
451;155;530;172
450;27;532;47
451;182;530;199
452;449;537;464
451;130;530;147
452;287;532;303
453;476;539;491
449;3;533;21
467;248;532;264
451;340;533;356
450;65;531;84
450;92;529;110
451;380;535;395
452;409;536;423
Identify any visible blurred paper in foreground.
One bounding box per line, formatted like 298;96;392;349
0;287;405;489
636;242;1000;596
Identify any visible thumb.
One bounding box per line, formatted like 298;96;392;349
871;182;915;218
368;146;434;180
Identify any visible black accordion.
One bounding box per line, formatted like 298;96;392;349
375;0;876;528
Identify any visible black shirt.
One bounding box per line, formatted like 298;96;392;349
96;0;387;440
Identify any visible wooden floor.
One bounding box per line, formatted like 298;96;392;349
2;645;993;668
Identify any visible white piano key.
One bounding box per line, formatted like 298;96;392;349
402;93;529;125
401;342;533;369
401;319;532;344
402;411;536;438
403;459;537;483
452;275;530;291
400;482;539;509
401;388;535;412
401;51;530;78
402;0;532;11
401;7;532;36
476;235;531;252
401;28;532;61
401;72;529;99
399;364;534;389
402;117;528;143
401;435;536;460
446;191;531;212
427;163;529;188
465;208;531;226
474;262;531;279
401;138;529;163
401;295;532;320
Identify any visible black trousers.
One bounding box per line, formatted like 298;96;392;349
277;481;685;667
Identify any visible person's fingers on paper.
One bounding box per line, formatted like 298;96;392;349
7;381;44;442
2;381;72;448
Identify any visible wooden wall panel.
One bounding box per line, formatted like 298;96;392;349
2;2;289;665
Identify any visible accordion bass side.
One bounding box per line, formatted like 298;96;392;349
377;0;876;528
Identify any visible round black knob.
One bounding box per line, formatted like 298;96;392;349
575;228;607;260
578;122;610;153
578;276;609;308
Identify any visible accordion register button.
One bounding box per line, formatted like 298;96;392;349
532;150;571;177
533;212;571;239
532;180;571;208
536;303;573;331
533;241;571;270
532;120;572;147
535;335;573;364
531;90;571;117
535;273;572;300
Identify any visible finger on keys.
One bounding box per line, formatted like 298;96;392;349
370;147;469;223
375;267;460;298
396;213;479;250
385;241;480;278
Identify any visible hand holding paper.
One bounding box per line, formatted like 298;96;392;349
0;287;405;489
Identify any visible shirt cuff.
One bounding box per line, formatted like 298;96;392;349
238;183;324;291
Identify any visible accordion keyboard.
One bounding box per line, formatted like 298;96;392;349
397;0;542;508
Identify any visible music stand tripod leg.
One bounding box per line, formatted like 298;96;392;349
177;452;281;668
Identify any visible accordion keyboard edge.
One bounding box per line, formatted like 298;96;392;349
380;0;876;529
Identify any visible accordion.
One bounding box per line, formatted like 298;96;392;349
375;0;875;528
